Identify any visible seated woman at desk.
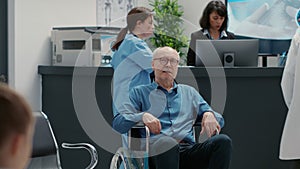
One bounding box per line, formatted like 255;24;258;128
187;0;235;66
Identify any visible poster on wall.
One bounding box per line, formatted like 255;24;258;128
227;0;300;39
97;0;138;27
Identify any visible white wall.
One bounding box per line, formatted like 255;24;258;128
8;0;221;111
8;0;97;111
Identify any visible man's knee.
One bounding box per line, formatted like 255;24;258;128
157;136;177;145
212;134;232;152
215;134;232;144
150;136;178;155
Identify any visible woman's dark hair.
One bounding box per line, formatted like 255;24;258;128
199;0;228;31
111;7;152;51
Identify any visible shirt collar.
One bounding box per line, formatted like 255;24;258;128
152;81;178;93
203;29;228;39
131;33;138;37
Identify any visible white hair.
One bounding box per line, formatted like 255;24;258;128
152;46;179;60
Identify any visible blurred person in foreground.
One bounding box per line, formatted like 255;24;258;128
0;84;35;169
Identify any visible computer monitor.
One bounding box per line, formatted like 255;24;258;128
235;35;291;56
195;39;259;67
226;0;298;40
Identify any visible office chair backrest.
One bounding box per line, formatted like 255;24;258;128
27;112;98;169
31;112;58;157
27;111;61;169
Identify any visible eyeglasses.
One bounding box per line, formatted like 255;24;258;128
153;57;179;66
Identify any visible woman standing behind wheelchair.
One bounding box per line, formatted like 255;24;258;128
111;6;154;117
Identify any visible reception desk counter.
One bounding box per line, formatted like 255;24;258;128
38;66;290;169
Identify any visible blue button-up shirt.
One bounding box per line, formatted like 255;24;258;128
113;81;224;144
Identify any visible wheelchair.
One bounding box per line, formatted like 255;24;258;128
110;122;207;169
110;123;150;169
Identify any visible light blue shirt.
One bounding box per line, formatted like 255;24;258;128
111;34;153;116
113;81;224;144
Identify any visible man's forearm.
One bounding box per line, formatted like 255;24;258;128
112;112;145;134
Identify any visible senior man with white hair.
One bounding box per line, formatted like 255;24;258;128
113;46;232;169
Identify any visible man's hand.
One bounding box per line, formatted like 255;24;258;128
200;112;221;137
142;112;161;134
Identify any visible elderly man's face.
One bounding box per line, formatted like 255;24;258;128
152;47;179;81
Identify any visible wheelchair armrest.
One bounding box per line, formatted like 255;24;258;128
132;122;146;128
61;142;98;169
193;122;201;127
193;122;220;143
193;122;219;135
193;122;201;143
128;123;150;152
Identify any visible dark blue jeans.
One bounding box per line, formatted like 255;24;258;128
149;134;232;169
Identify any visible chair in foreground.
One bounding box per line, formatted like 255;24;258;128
27;111;98;169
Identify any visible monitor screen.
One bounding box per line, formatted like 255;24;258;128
235;35;291;55
227;0;299;40
195;39;259;67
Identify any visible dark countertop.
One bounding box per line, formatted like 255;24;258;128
38;65;284;77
